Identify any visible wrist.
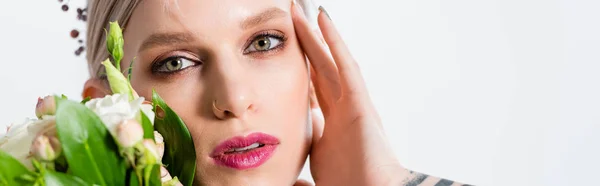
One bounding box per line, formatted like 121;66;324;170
363;162;407;186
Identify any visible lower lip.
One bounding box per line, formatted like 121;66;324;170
211;133;279;170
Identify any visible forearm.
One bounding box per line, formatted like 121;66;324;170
399;169;472;186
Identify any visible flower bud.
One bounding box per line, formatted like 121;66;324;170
102;60;134;101
31;134;61;162
107;21;124;65
142;139;160;160
116;119;143;148
154;131;164;159
135;139;159;167
35;96;56;119
160;166;172;182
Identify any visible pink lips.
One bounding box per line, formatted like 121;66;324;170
210;132;280;170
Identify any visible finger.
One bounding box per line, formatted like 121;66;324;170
294;179;315;186
317;7;368;97
292;2;341;102
310;67;330;117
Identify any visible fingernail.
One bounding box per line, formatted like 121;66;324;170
318;6;331;20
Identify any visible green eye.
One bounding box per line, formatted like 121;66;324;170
155;57;197;73
244;35;283;53
253;36;271;51
166;58;183;71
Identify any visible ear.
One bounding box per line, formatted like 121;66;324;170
82;78;110;99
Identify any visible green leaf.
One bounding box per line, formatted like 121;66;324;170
102;59;134;101
43;171;90;186
140;111;155;140
127;169;140;186
143;164;161;186
127;58;135;82
152;90;196;186
81;97;92;104
0;150;32;185
31;159;42;172
54;99;126;186
15;173;36;183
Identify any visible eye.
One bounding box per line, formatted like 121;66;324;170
153;56;199;73
244;35;283;53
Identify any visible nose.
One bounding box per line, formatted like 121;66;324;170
210;54;256;120
212;94;254;119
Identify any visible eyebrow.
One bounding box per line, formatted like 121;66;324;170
241;7;288;30
138;7;287;52
139;32;195;52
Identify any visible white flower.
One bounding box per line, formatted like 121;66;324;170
85;94;154;138
161;166;183;186
141;104;155;125
160;166;173;182
154;131;164;159
0;117;56;170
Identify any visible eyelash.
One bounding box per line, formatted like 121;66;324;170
243;31;287;54
151;55;202;75
150;31;287;76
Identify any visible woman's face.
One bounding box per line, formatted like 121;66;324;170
121;0;310;185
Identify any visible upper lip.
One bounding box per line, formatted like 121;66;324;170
210;132;280;157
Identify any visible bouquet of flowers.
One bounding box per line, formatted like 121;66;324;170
0;22;196;186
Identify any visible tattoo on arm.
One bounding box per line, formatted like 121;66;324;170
404;170;428;186
433;179;453;186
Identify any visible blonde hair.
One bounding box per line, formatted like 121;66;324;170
86;0;140;78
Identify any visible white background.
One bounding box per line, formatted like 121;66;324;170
1;0;599;185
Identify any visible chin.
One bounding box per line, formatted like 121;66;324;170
193;155;307;186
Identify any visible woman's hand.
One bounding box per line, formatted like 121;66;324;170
292;2;408;185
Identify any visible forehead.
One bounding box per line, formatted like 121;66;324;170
126;0;290;35
123;0;292;55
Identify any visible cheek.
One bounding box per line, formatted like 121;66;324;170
129;70;152;98
258;57;309;110
255;57;310;136
130;67;206;133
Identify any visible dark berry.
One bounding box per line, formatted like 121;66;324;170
75;50;81;56
62;5;69;11
70;29;79;38
77;8;83;14
82;15;87;21
78;40;83;43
